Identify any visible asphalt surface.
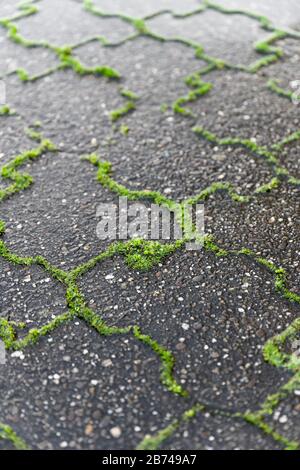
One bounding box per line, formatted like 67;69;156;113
0;0;299;450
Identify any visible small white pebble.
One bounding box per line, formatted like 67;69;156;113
110;426;122;438
102;359;113;368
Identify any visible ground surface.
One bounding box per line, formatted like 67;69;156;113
0;0;299;451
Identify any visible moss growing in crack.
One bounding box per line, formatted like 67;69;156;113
255;177;280;194
137;419;180;450
84;155;174;208
248;35;283;73
120;124;130;135
255;257;300;303
272;130;300;151
0;105;10;116
133;326;187;396
0;423;28;450
1;0;298;444
160;103;169;113
0;104;15;116
131;18;149;35
0;313;74;351
267;79;294;101
66;282;131;336
65;277;185;394
186;181;249;204
173;79;212;116
120;88;139;101
68;244;117;281
0;240;34;266
115;239;184;271
57;49;120;79
0;1;42;51
137;404;205;450
288;176;300;186
0;138;57;202
263;318;300;371
0;219;5;235
193;126;290;177
14;313;73;349
236;247;300;305
32;120;42;128
242;412;298;450
24;127;43;142
203;0;273;28
109;101;136;122
16;68;30;82
0;229;184;399
204;235;228;257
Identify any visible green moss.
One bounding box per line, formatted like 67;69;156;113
0;0;300;452
0;318;16;349
263;318;300;369
0;138;57;202
85;155;173;207
204;0;273;28
243;413;298;450
120;124;130;135
137;420;179;450
120;88;139;101
58;50;120;79
272;130;300;151
132;18;149;34
193;126;292;179
116;239;184;271
204;235;228;257
16;68;30;82
254;33;284;57
0;219;5;235
173;77;212;116
137;403;204;450
0;313;74;350
255;177;280;193
160;103;169;113
24;127;43;142
0;4;120;83
0;104;15;116
187;181;249;204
